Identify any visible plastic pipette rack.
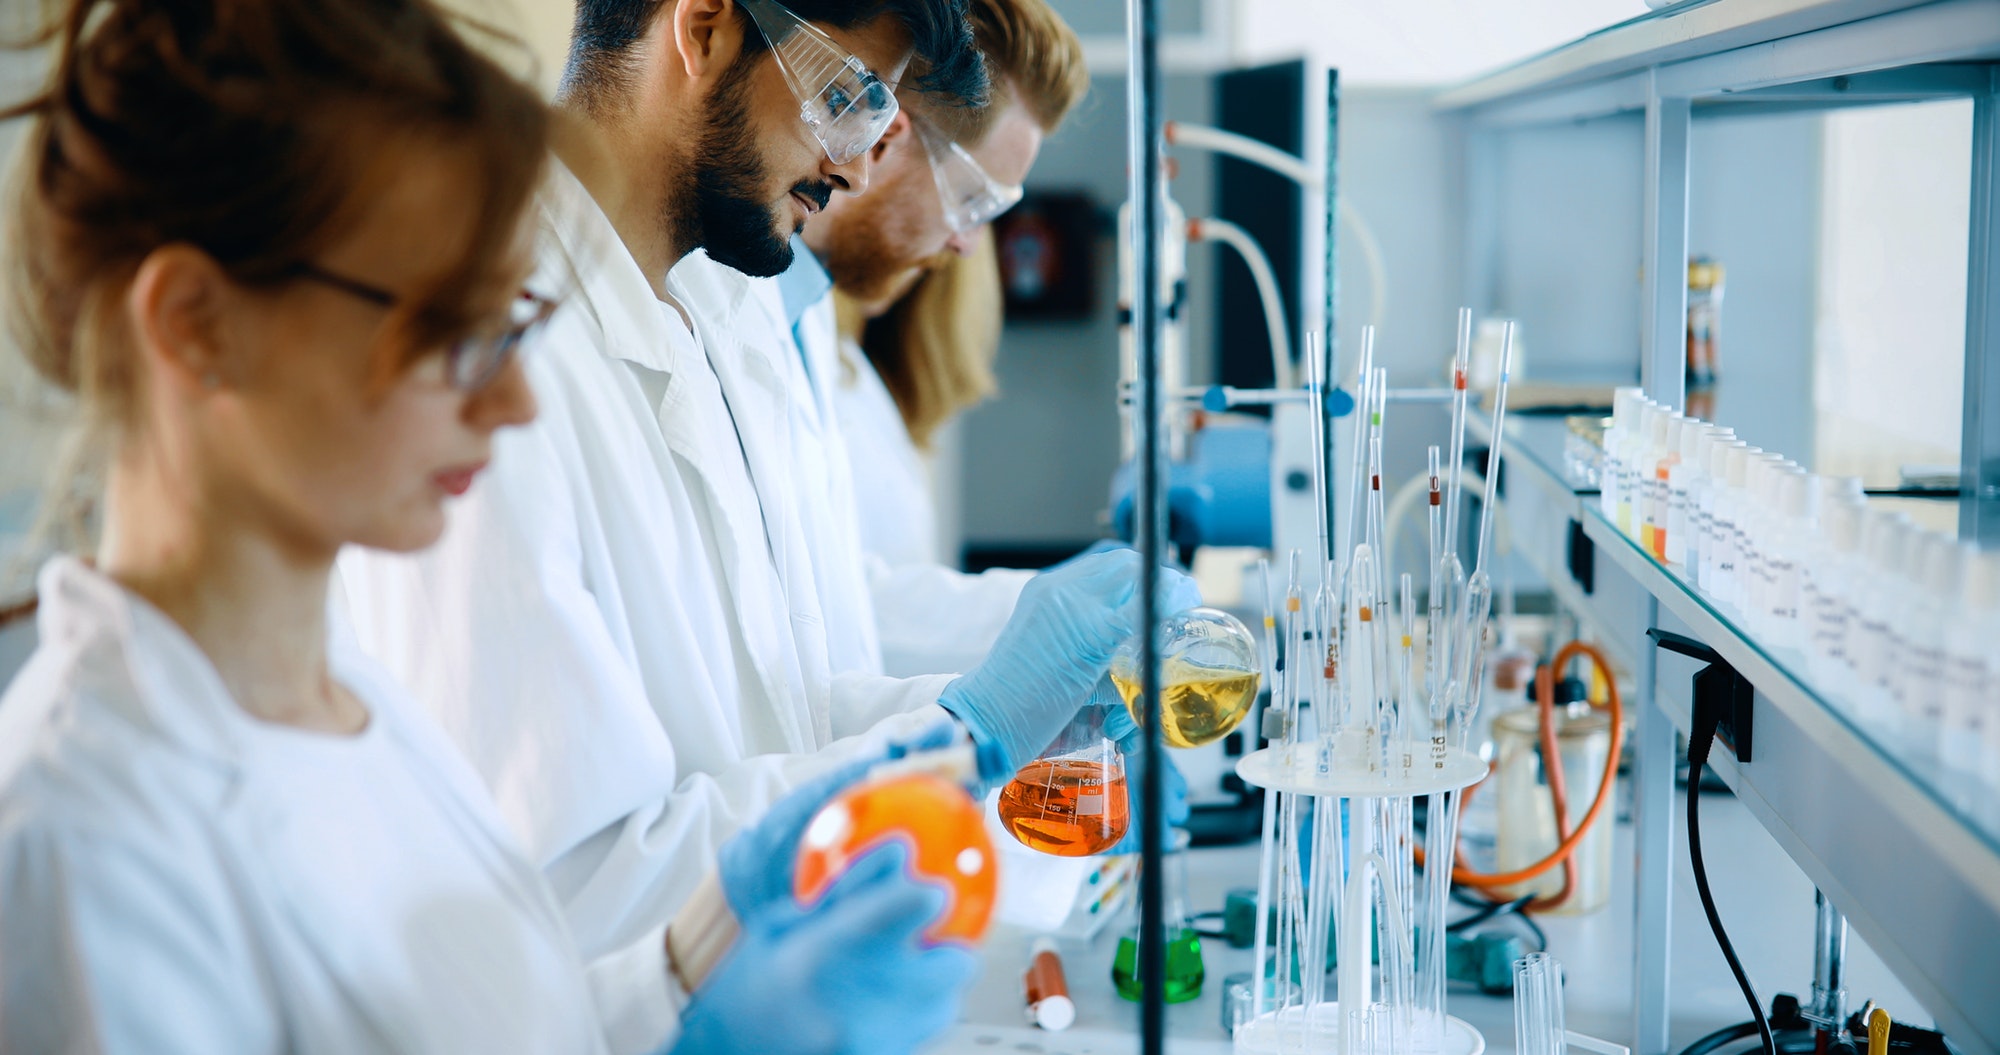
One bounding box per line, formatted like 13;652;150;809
1234;316;1513;1055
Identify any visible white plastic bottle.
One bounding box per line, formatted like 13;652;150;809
1643;412;1677;554
1893;533;1959;756
1622;403;1661;541
1711;444;1756;610
1601;388;1642;521
1690;436;1728;589
1763;470;1819;651
1665;422;1712;570
1846;510;1912;728
1943;544;1995;781
1737;456;1784;630
1803;496;1866;686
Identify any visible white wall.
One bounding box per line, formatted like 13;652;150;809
1813;99;1972;485
1232;0;1648;86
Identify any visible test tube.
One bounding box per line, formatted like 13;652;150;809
1513;952;1566;1055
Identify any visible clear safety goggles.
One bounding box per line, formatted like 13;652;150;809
739;0;899;165
913;117;1025;234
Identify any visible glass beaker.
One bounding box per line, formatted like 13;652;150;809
997;707;1130;856
1492;703;1615;914
1112;827;1204;1002
1110;606;1262;748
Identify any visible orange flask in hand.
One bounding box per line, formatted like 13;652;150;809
793;772;998;944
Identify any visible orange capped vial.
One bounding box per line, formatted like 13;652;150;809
793;772;997;944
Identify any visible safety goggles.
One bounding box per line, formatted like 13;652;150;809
739;0;899;165
294;263;557;391
912;117;1025;234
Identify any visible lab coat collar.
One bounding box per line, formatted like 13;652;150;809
34;556;254;777
775;235;832;329
30;556;399;780
537;157;754;378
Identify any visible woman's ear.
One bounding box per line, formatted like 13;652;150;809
127;244;231;394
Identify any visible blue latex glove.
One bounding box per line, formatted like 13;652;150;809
716;758;877;923
1099;685;1192;853
670;843;977;1055
938;550;1201;780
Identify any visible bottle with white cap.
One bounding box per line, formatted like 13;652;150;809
1620;402;1659;540
1710;444;1756;609
1635;408;1665;548
1737;455;1785;629
1846;510;1913;727
1803;495;1866;685
1894;532;1959;751
1647;414;1686;560
1666;421;1712;569
1943;545;1995;781
1763;470;1820;650
1690;426;1734;572
1601;388;1642;521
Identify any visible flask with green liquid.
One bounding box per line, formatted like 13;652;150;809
1112;827;1204;1003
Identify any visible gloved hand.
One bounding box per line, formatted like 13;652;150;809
670;843;977;1055
717;758;876;924
1099;684;1192;853
938;550;1201;780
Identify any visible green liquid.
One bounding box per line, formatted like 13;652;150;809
1112;928;1205;1003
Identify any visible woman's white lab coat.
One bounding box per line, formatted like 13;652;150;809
827;339;1034;678
336;161;953;963
0;558;680;1054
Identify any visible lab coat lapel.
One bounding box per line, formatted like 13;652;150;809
543;169;815;752
670;255;830;748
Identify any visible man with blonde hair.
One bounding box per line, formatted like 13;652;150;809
778;0;1095;677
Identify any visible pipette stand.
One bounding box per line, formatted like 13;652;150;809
1233;738;1489;1055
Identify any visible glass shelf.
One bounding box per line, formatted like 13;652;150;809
1481;408;2000;853
1579;500;2000;858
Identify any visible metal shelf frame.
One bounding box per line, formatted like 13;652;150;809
1442;4;2000;1053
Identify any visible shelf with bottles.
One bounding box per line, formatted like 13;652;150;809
1591;387;2000;853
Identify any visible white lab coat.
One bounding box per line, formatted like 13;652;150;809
338;160;954;962
825;333;1034;678
0;558;680;1055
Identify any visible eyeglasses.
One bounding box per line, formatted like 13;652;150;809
292;263;557;392
911;116;1024;234
738;0;899;165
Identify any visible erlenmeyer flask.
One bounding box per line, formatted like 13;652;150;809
1112;827;1205;1002
1110;606;1262;748
996;707;1130;856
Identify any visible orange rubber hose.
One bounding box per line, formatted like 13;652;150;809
1414;640;1623;912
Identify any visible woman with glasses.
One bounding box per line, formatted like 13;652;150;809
0;0;971;1052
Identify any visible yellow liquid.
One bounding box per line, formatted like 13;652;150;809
1112;663;1260;748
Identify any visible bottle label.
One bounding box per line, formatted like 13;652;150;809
1908;645;1946;722
1807;583;1847;660
1947;654;1986;735
1768;559;1799;621
1852;617;1889;684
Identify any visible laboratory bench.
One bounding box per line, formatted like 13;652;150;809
936;790;1924;1055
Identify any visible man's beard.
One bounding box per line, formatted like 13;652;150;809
822;209;946;304
675;58;831;279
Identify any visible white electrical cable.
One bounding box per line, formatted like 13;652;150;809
1190;216;1293;391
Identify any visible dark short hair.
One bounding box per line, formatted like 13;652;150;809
564;0;985;113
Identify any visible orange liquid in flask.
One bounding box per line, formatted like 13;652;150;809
794;773;997;943
997;758;1130;856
